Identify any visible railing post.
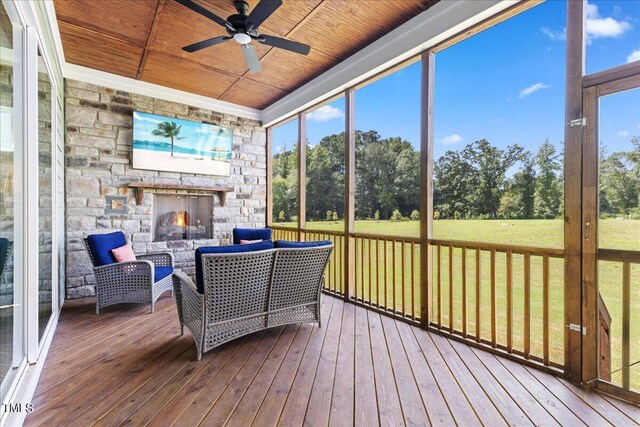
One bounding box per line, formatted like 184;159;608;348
565;0;586;382
344;89;356;301
420;50;435;328
298;112;306;241
622;262;631;389
266;127;272;228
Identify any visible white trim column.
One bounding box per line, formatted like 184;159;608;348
23;24;39;364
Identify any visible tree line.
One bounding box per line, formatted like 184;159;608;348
272;131;640;222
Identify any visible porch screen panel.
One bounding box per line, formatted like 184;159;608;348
431;0;566;365
585;1;640;74
305;97;345;294
352;61;421;316
270;118;299;228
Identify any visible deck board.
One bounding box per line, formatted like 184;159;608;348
25;294;640;427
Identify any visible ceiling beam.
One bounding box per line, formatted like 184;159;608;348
137;0;166;80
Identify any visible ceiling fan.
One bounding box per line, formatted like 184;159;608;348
175;0;311;73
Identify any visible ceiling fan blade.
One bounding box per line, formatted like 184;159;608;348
182;36;231;53
247;0;283;29
174;0;234;31
241;44;262;73
258;34;310;55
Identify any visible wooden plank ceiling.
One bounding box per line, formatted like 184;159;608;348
54;0;439;110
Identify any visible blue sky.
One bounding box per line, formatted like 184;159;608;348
272;0;640;159
133;111;232;151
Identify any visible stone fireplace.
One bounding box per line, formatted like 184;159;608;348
152;194;213;242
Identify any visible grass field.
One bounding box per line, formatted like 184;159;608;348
274;218;640;390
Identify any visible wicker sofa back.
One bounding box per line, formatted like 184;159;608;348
173;244;333;360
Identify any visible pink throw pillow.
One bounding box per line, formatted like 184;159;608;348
111;243;136;262
240;239;262;244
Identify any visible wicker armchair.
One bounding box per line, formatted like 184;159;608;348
173;243;333;360
84;232;174;314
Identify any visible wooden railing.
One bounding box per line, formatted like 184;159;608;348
598;248;640;392
270;226;566;371
352;234;421;322
429;239;565;369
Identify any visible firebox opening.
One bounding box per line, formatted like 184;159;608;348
152;194;213;242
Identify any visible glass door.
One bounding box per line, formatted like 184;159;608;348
0;0;25;402
583;76;640;398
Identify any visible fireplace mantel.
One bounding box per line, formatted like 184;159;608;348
127;182;234;206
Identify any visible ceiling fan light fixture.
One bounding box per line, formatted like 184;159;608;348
233;33;251;45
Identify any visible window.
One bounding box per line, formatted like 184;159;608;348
270;118;298;227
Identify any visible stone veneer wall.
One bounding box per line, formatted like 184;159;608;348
64;79;266;299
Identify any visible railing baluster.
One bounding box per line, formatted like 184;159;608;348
462;246;467;338
402;241;406;317
393;240;397;313
449;244;454;333
507;250;513;353
384;239;388;310
368;237;372;305
543;254;550;366
361;238;365;302
411;241;416;320
354;237;359;302
622;261;631;390
524;252;531;359
491;248;496;348
476;247;481;343
376;239;380;306
437;244;442;329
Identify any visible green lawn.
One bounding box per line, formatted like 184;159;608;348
274;219;640;390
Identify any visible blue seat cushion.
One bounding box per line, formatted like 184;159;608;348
232;228;272;245
86;232;127;266
274;240;333;248
195;240;274;293
155;266;174;282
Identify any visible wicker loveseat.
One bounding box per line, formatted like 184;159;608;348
84;231;174;314
172;239;333;360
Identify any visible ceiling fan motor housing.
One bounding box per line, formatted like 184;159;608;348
234;1;250;15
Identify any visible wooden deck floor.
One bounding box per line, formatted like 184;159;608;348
25;294;640;426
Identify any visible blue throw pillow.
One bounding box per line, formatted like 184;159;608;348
155;266;174;282
86;232;127;266
195;240;274;293
274;240;333;248
232;228;273;244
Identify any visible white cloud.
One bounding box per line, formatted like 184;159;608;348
307;105;344;123
541;27;566;41
586;4;631;40
627;49;640;64
519;83;550;98
618;130;630;138
440;134;462;145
